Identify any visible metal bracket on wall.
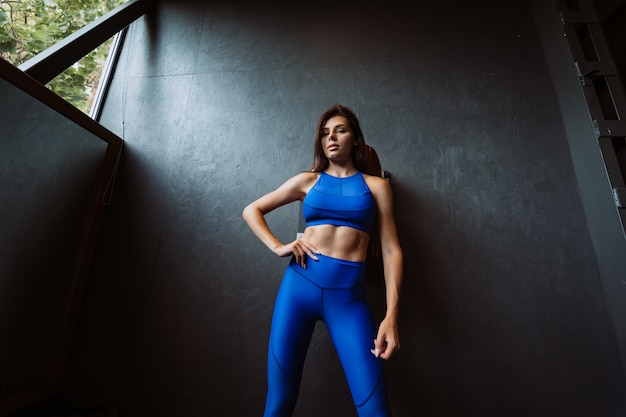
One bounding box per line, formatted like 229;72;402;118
558;0;626;234
613;188;626;208
575;61;618;87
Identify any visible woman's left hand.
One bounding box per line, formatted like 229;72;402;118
371;316;400;360
275;238;320;268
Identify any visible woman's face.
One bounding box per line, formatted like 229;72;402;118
321;116;356;162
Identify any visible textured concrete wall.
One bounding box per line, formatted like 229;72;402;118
60;1;626;416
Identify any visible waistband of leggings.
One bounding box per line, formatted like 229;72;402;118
288;253;365;289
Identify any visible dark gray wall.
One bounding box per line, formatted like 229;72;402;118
57;1;625;416
0;76;107;400
529;0;626;392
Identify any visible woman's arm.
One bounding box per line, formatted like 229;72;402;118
367;176;403;360
242;172;320;267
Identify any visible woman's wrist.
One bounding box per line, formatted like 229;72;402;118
384;309;399;323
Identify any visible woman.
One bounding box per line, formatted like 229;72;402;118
243;104;403;417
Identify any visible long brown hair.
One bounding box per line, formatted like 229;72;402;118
311;104;380;176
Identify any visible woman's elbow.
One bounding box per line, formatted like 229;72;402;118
381;241;403;260
242;203;262;223
242;204;254;222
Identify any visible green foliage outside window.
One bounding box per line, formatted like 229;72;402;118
0;0;127;114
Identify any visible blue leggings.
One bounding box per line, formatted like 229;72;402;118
263;254;391;417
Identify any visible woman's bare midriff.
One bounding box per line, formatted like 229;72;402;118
301;224;370;262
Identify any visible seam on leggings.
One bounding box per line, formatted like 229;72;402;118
290;264;323;289
270;344;298;386
354;364;384;408
289;264;326;320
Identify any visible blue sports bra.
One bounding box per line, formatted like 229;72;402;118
302;171;376;234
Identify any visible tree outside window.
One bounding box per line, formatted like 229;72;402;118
0;0;127;114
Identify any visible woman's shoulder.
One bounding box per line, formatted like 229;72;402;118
292;170;319;183
362;172;389;188
362;173;392;198
280;171;319;192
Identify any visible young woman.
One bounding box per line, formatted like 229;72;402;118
243;104;403;417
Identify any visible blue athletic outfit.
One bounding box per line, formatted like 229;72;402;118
263;172;392;417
